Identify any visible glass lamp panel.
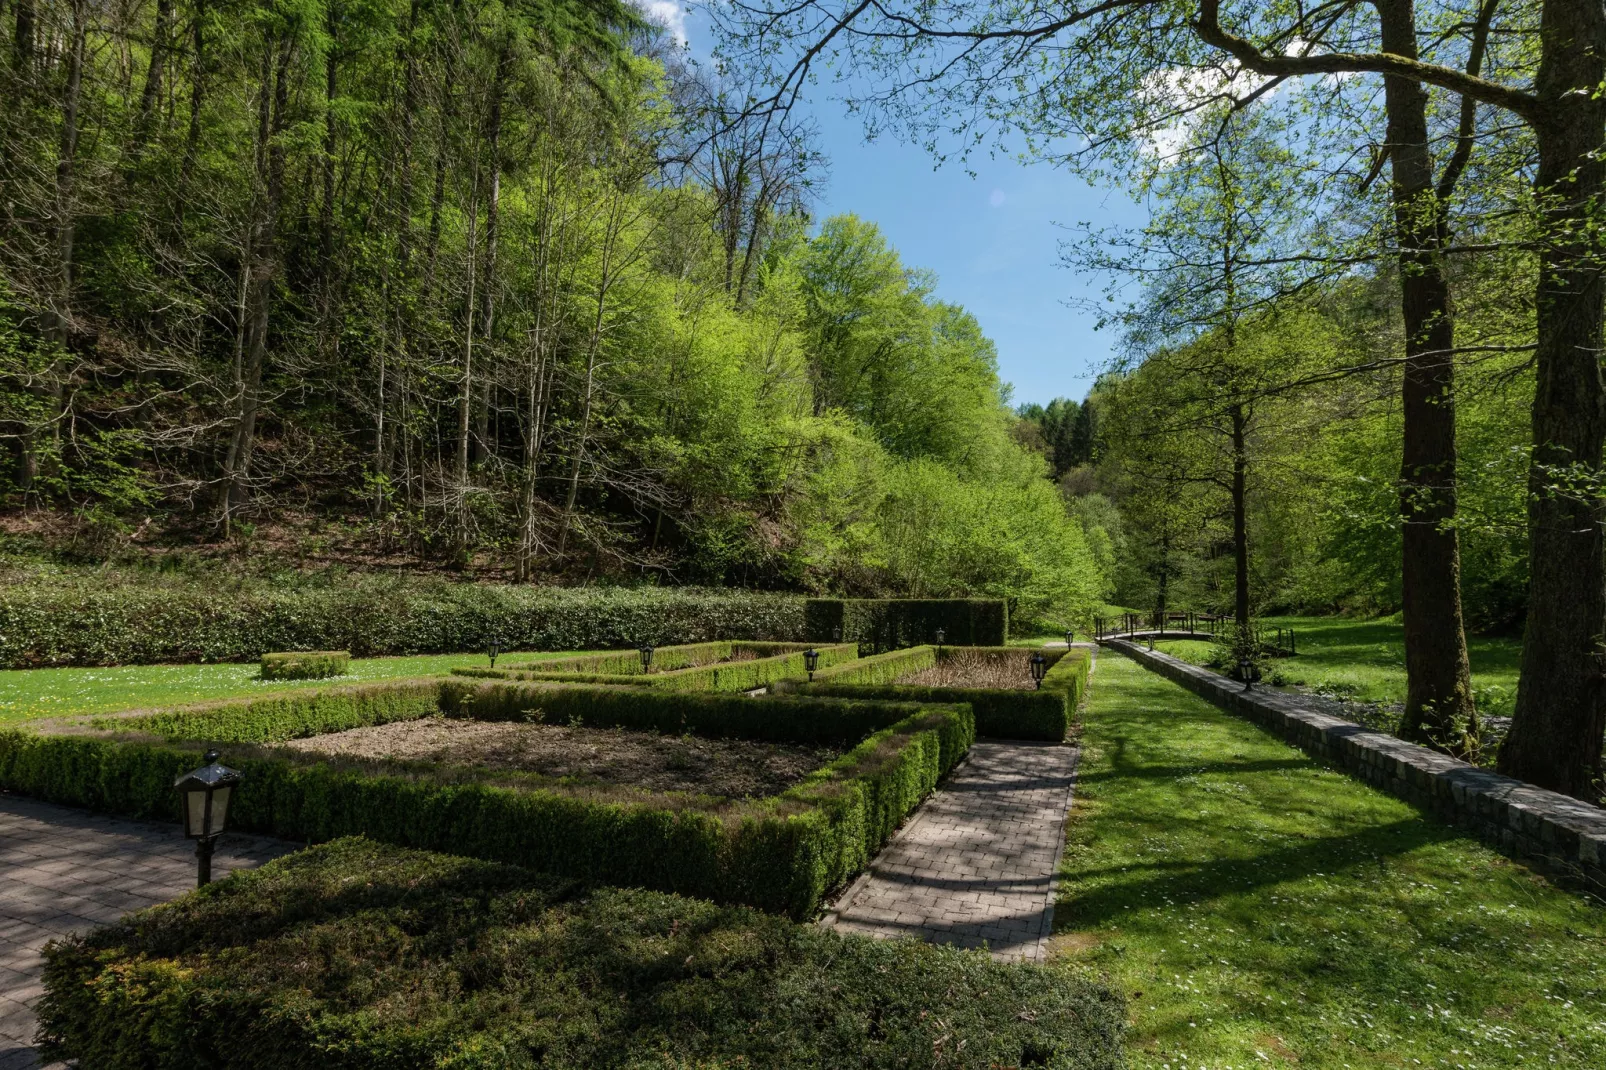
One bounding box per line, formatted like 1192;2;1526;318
184;788;208;839
208;784;232;836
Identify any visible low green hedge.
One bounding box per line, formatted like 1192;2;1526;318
785;648;1093;741
0;577;805;668
5;682;975;918
472;642;860;692
506;640;810;674
38;838;1126;1070
804;644;937;685
103;680;444;743
805;598;1008;647
260;650;349;680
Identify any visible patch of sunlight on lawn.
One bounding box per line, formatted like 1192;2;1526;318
1054;652;1605;1069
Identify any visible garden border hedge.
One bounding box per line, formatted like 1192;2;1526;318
504;640;812;675
260;650;349;680
6;679;974;918
461;642;861;692
804;598;1008;648
782;647;1093;741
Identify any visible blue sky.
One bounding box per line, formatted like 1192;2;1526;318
663;7;1150;408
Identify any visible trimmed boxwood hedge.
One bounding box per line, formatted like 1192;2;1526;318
6;680;975;918
786;647;1094;741
37;838;1126;1070
0;579;805;668
260;650;349;680
505;640;811;675
804;598;1008;648
477;642;860;692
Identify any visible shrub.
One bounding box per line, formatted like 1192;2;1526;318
5;681;975;918
37;838;1127;1070
801;644;937;686
489;642;860;692
107;680;443;743
0;578;805;668
804;598;1008;648
259;650;349;680
505;640;812;675
786;648;1093;741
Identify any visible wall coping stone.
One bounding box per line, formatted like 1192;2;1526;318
1104;639;1606;891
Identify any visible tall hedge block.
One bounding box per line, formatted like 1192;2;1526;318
804;599;1008;648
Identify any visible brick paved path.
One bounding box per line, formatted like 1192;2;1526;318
820;740;1081;962
0;794;293;1069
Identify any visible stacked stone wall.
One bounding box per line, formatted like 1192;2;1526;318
1105;640;1606;892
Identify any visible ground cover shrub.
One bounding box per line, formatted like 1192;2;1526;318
37;838;1126;1070
0;577;805;668
503;640;811;675
800;644;937;686
6;680;975;917
804;598;1008;648
103;680;444;742
259;650;349;680
482;642;860;692
1060;652;1606;1068
788;648;1092;740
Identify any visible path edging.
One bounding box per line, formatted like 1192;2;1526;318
1106;639;1606;892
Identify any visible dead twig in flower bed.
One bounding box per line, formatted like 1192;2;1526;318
901;650;1037;690
282;717;841;798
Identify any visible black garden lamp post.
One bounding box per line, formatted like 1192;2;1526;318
487;636;502;668
1065;630;1075;649
934;628;945;651
1029;652;1047;689
174;751;241;888
638;643;655;673
804;647;820;681
1240;656;1255;691
832;626;842;643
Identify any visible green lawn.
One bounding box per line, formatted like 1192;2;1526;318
1054;651;1605;1069
0;649;597;723
1157;615;1521;717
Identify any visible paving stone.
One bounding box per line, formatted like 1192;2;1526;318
821;739;1080;963
0;793;293;1064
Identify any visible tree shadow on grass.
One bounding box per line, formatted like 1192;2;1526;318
1059;815;1458;929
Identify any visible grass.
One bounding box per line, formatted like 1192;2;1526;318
0;649;602;723
1156;615;1522;717
1054;651;1606;1069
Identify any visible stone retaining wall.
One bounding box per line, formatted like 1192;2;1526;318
1105;639;1606;892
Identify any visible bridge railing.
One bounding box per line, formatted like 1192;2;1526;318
1092;613;1296;655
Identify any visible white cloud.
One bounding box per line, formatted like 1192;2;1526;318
989;188;1007;207
635;0;689;46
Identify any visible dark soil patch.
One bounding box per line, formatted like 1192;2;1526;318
282;717;840;797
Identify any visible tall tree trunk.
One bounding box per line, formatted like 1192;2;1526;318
1376;0;1478;752
1229;402;1250;630
131;0;172;155
1500;0;1606;798
473;44;507;467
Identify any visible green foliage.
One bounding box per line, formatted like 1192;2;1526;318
37;838;1126;1070
493;643;860;692
0;576;804;668
804;597;1008;647
794;648;1091;740
800;645;937;686
259;650;349;680
7;680;974;917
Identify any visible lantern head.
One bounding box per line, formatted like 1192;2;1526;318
1029;652;1048;688
638;643;655;673
174;751;241;841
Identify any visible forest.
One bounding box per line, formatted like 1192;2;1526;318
3;0;1605;801
0;0;1100;627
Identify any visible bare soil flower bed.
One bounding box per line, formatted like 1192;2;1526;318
901;650;1037;690
281;717;840;797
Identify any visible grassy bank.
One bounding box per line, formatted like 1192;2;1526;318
0;649;598;723
1054;651;1605;1069
1157;615;1521;717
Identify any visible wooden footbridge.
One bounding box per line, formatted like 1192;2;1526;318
1094;611;1298;656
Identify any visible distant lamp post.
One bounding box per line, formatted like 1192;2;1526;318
804;648;820;681
1065;630;1075;649
1240;657;1255;691
1029;652;1048;689
174;751;241;888
487;637;502;668
934;628;945;651
638;643;655;673
832;626;843;643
